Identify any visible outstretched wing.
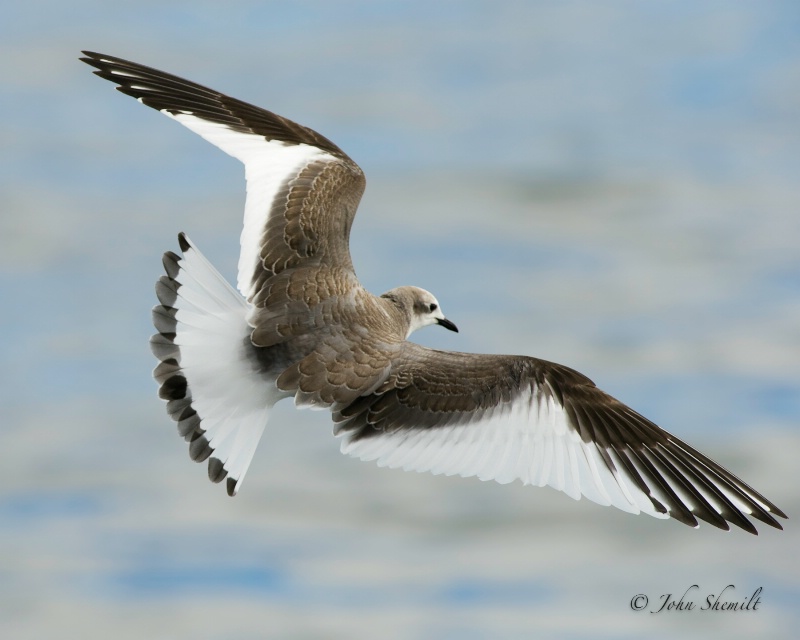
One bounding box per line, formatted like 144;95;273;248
335;344;787;534
81;51;366;301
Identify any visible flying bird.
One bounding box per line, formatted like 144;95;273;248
81;51;786;534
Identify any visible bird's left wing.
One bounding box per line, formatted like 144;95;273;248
81;51;366;301
335;344;786;534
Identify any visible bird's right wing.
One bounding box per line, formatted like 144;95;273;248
335;344;786;534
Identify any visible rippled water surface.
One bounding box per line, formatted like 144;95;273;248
2;2;799;638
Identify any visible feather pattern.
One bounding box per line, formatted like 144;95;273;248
336;345;786;533
82;52;786;534
149;233;286;495
80;51;365;300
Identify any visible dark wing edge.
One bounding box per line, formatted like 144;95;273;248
80;50;367;299
79;50;352;159
151;234;273;497
563;383;786;534
335;346;787;534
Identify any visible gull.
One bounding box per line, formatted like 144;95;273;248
81;51;787;534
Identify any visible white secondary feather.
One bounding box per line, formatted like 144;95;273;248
339;387;670;521
172;235;284;494
164;112;332;299
82;52;784;532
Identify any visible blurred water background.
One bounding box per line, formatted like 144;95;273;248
2;1;799;638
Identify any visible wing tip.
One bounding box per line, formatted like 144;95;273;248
79;50;100;63
79;50;118;76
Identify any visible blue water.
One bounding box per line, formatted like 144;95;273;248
1;2;798;639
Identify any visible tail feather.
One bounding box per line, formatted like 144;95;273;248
151;233;277;496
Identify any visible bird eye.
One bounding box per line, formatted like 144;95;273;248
429;303;438;312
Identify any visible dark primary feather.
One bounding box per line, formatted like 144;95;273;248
80;51;367;292
336;344;786;534
81;52;786;531
80;51;351;159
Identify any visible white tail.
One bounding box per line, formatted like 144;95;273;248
151;233;277;496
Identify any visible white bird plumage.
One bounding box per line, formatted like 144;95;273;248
82;51;786;534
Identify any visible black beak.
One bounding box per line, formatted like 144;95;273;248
436;317;459;333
